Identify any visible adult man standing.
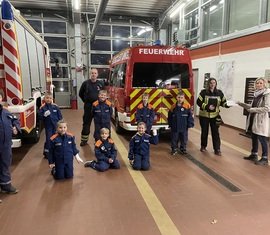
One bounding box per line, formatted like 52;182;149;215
79;68;103;146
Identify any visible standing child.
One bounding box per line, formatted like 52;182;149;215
39;92;62;159
128;122;158;171
135;93;155;134
84;128;120;171
92;90;112;141
168;91;194;155
48;120;83;180
0;90;20;194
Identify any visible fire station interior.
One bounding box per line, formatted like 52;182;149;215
2;0;270;235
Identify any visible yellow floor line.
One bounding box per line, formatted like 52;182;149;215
191;128;250;155
111;129;181;235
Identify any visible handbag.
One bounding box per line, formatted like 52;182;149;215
216;114;224;126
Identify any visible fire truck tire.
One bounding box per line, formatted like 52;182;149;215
28;119;42;143
114;114;124;134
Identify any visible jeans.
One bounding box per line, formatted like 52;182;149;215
251;133;268;158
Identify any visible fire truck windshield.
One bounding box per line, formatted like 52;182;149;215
132;63;190;89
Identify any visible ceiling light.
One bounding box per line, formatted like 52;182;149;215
73;0;80;11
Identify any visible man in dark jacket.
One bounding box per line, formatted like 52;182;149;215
79;68;103;146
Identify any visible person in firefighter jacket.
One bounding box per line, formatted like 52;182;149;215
48;120;83;180
39;92;63;159
135;93;155;134
0;90;21;194
79;68;103;146
128;122;158;171
92;90;112;141
168;92;194;155
84;128;120;171
196;78;229;156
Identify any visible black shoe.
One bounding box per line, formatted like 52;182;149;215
214;150;222;156
84;160;96;168
255;158;268;166
1;184;19;194
200;147;207;152
80;141;87;146
243;154;257;161
171;149;177;156
179;149;187;155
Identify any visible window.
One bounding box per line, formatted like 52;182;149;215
202;0;224;41
112;40;130;52
27;20;42;33
44;36;67;49
229;0;260;33
110;63;126;88
96;25;111;36
132;63;190;89
112;26;130;38
51;66;68;78
50;52;68;64
91;39;111;51
185;9;199;44
53;81;69;92
91;54;111;65
44;21;66;34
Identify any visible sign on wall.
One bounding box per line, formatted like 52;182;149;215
216;61;234;100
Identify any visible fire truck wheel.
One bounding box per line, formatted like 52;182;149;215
28;120;42;143
114;114;123;134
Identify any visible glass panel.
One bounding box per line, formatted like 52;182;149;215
132;63;190;89
202;0;224;41
110;64;126;88
91;39;111;51
50;52;68;64
51;66;68;78
91;54;111;65
97;68;110;80
44;37;67;49
112;25;130;38
53;81;70;92
96;25;111;36
112;40;130;52
132;41;146;46
132;26;152;39
27;20;42;33
229;0;260;33
44;21;66;34
184;0;199;14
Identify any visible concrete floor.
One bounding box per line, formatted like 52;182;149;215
1;109;270;235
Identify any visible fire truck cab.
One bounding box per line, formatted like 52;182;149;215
0;0;52;147
106;45;194;133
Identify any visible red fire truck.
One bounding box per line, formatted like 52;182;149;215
0;0;52;147
106;45;194;133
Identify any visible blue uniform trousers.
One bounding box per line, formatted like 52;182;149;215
171;130;187;151
132;154;150;171
53;160;73;180
0;147;12;185
95;159;120;172
44;127;56;157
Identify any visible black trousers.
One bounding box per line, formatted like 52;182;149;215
81;102;93;142
199;116;220;151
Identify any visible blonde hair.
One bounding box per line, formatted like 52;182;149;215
254;77;268;88
57;119;67;127
99;90;107;95
100;127;110;134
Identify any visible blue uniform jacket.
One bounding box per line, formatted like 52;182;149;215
128;133;158;160
92;99;112;126
48;133;79;165
0;105;21;150
168;103;194;133
95;138;117;162
135;103;155;125
39;103;62;129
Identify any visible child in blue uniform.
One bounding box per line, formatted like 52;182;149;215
135;93;155;134
0;90;20;194
39;92;62;158
92;90;112;141
168;91;194;155
48;120;83;180
84;128;120;171
128;122;158;171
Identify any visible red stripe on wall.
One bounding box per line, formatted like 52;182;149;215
190;30;270;60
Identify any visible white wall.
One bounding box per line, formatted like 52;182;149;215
192;47;270;129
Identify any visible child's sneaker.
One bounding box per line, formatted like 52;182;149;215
51;166;56;176
1;184;19;194
84;160;96;169
179;148;187;155
171;149;177;156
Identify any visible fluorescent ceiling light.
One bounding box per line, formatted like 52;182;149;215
73;0;80;10
137;27;152;36
210;5;217;11
170;4;184;18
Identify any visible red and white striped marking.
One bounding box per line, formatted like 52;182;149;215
1;19;22;105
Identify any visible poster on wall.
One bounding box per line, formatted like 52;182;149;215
216;61;234;100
